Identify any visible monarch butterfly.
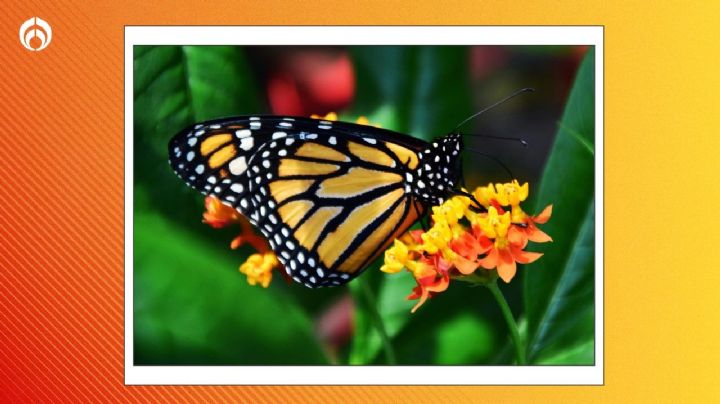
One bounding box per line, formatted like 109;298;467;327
169;115;470;288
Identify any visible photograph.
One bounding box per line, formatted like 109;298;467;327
133;43;596;367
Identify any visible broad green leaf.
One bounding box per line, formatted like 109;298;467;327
134;211;327;364
533;338;594;365
524;48;596;364
133;46;260;225
350;46;473;139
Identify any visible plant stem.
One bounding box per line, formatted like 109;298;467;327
486;280;526;365
360;281;397;365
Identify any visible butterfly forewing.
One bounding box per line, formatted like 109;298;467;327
169;116;427;288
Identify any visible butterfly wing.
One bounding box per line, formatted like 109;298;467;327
169;116;427;287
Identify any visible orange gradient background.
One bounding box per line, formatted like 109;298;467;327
1;0;719;402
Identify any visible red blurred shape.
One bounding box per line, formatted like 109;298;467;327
315;294;354;362
267;50;355;116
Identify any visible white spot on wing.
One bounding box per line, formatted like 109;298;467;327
236;129;251;139
229;156;247;175
240;137;254;151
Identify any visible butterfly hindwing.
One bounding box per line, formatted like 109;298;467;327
169;116;427;287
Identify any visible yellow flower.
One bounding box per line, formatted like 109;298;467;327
494;180;529;207
380;240;410;274
310;112;339;121
311;112;380;127
431;197;468;226
475;206;511;240
239;252;279;288
472;183;498;207
420;221;454;255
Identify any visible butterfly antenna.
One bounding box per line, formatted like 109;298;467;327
465;147;516;181
453;87;535;133
464;133;528;147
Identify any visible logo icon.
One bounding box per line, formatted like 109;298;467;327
19;17;52;51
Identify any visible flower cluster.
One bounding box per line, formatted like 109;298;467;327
202;196;281;287
381;180;552;313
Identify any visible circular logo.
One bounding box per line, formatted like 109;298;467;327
19;17;52;51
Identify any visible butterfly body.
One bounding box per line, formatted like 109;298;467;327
169;116;462;288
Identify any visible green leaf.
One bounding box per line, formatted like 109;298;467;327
524;48;596;364
533;338;594;365
350;46;473;139
347;270;415;365
134;210;327;364
133;46;261;224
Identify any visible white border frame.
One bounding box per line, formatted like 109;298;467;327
124;26;604;385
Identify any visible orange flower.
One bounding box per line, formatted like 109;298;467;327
515;204;553;243
477;226;543;283
311;112;380;127
202;196;280;286
407;255;452;313
381;181;553;312
239;252;280;288
202;195;242;228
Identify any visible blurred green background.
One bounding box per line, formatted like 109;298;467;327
133;45;595;365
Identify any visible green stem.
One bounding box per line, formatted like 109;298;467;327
360;281;397;365
486;280;526;365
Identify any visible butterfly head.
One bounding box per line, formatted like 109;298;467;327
407;133;463;206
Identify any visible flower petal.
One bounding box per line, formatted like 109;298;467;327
527;226;553;243
496;250;517;283
507;225;527;246
533;204;553;224
478;248;499;270
453;254;479;275
512;246;543;264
